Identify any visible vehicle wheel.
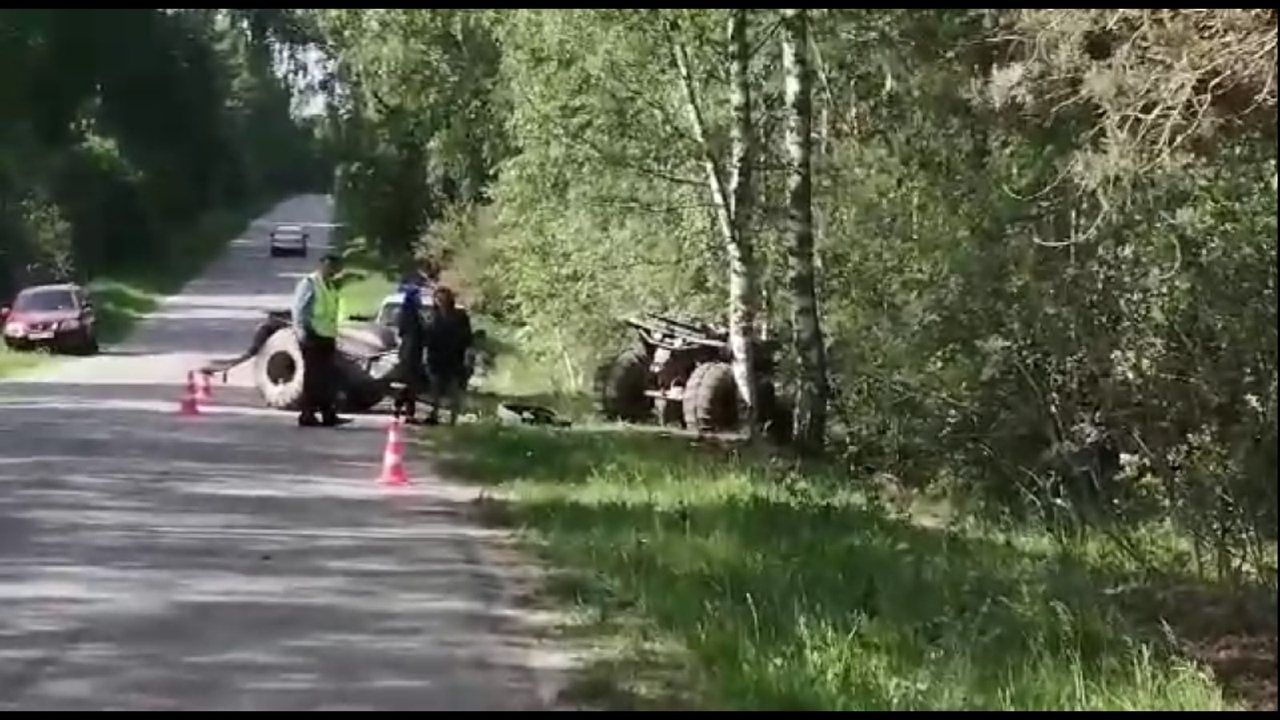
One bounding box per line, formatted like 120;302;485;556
269;247;282;258
683;361;739;433
334;352;384;413
254;328;305;410
76;334;100;356
595;347;651;422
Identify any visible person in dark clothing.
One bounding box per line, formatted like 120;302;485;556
393;280;429;423
423;285;473;425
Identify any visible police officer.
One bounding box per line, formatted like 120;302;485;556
291;252;350;428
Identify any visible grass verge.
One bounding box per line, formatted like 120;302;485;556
338;271;396;319
0;201;271;378
419;420;1246;711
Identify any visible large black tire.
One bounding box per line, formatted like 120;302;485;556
333;353;385;413
683;361;739;432
595;346;652;422
254;329;388;413
254;328;305;410
72;332;99;357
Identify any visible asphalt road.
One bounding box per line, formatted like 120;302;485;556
0;195;567;711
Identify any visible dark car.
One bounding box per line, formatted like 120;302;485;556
1;283;100;355
269;224;309;258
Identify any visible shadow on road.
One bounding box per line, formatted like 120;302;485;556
0;380;562;711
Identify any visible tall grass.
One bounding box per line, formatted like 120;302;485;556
422;424;1230;711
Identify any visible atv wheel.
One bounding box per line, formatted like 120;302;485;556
254;328;305;410
596;347;652;422
683;361;739;432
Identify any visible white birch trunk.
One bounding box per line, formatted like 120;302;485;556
725;8;759;429
782;8;830;451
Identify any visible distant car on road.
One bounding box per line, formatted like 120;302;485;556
1;282;100;355
269;224;309;258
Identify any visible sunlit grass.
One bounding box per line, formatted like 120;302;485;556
421;423;1232;711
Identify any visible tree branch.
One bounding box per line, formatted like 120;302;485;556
666;19;735;244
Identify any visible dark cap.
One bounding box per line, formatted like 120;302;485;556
321;252;343;266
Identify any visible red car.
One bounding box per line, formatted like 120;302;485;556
1;282;100;355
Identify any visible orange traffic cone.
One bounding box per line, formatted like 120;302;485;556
378;418;410;486
196;371;213;402
178;372;201;416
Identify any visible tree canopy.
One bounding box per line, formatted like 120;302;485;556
314;9;1277;586
0;9;328;296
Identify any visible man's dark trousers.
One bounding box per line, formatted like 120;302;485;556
299;331;338;422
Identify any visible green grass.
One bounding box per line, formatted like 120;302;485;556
0;345;48;377
420;422;1233;711
0;202;270;378
338;270;395;320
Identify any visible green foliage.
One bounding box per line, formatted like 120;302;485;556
321;9;1277;706
0;9;327;299
315;10;512;262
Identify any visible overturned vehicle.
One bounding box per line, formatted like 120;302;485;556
593;312;791;441
202;291;475;414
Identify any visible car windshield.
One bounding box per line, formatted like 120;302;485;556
13;288;77;313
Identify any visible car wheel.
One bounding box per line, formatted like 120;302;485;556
270;247;282;258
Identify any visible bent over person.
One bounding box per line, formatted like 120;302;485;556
291;252;350;428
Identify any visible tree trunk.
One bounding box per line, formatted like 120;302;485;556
782;8;830;452
670;11;760;436
725;8;759;432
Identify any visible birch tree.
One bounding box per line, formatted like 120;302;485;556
671;9;761;433
780;8;829;450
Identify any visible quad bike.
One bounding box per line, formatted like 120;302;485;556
592;312;791;442
200;309;480;414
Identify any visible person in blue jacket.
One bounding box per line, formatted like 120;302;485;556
393;276;429;422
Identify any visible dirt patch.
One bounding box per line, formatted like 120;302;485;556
1120;580;1277;710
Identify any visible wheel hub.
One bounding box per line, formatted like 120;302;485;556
265;351;297;385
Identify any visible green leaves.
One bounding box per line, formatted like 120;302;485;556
0;9;324;294
316;9;1277;587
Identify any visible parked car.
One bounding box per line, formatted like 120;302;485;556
1;282;100;355
269;224;309;258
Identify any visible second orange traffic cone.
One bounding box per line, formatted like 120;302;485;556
178;371;201;416
379;418;410;486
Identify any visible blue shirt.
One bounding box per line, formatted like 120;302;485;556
291;274;317;336
400;282;422;310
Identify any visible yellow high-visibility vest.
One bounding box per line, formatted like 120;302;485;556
310;273;341;338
